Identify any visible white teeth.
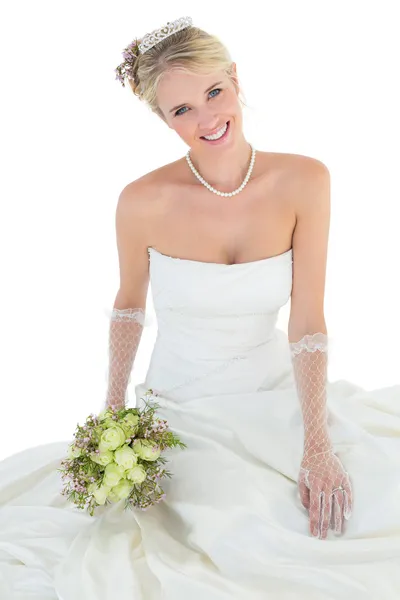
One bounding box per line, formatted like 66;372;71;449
203;122;228;140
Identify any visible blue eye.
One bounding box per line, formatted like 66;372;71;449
209;88;221;98
175;107;187;117
175;88;222;116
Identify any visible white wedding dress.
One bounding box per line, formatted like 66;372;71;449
1;245;400;600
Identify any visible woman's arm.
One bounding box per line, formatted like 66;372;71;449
288;157;331;452
104;179;152;410
287;158;352;540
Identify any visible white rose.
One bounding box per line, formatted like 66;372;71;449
111;478;132;500
102;417;118;429
132;439;161;462
92;484;111;505
120;412;140;436
98;408;114;421
103;463;126;488
99;426;127;452
126;464;147;484
114;446;138;470
90;449;114;466
67;444;82;459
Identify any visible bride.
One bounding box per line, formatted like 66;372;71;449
1;15;400;600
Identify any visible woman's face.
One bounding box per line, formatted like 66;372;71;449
156;65;242;151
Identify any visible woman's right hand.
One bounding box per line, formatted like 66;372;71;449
298;449;353;540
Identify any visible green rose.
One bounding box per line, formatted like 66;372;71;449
99;426;127;452
132;439;161;462
103;462;125;487
126;464;147;484
67;444;82;459
92;484;111;505
90;449;114;466
111;478;132;500
102;417;118;429
121;412;140;434
114;446;138;470
98;408;114;421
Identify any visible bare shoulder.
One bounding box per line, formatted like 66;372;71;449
279;151;329;187
120;162;173;202
294;154;330;223
116;174;156;243
260;150;329;181
264;151;330;214
125;155;183;187
118;160;178;219
285;154;331;329
114;170;170;306
116;157;185;243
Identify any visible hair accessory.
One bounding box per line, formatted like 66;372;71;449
115;17;193;87
139;16;192;54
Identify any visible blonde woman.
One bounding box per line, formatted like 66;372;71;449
1;16;400;600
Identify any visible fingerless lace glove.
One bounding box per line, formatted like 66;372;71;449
104;307;146;410
289;332;352;539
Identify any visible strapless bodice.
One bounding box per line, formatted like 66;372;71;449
136;246;295;404
147;245;293;318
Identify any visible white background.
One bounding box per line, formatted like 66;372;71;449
0;1;399;460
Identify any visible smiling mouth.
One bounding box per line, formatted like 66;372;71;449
200;121;230;141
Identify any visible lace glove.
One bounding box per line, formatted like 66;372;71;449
289;332;353;539
104;307;146;411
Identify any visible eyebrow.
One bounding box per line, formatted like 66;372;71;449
169;81;223;114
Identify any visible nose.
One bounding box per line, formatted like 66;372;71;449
198;117;222;137
197;107;221;135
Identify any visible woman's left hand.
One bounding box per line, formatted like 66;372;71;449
298;449;353;539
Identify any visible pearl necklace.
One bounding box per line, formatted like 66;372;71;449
185;144;256;197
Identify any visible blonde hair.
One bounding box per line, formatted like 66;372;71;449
127;26;247;120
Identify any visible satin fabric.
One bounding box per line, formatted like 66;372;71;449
1;246;400;599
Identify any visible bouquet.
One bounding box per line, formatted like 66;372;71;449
58;389;186;516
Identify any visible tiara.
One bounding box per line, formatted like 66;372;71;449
139;16;193;54
115;16;193;87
